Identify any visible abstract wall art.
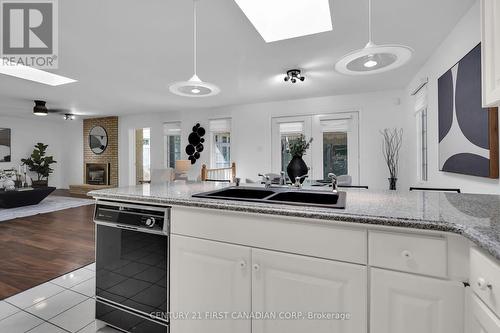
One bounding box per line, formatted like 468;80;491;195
438;44;499;178
0;128;11;162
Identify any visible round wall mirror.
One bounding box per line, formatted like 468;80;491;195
89;126;108;155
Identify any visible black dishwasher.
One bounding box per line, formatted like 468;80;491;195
94;201;169;333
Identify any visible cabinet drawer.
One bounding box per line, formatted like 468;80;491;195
369;231;447;278
469;293;500;333
470;248;500;318
172;206;367;264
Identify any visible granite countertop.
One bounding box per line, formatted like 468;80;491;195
89;182;500;261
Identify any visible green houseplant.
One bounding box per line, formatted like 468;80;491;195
21;143;57;188
286;135;313;184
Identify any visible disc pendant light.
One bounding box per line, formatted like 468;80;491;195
169;0;220;97
335;0;413;75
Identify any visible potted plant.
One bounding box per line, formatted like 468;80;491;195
286;134;313;184
380;128;403;190
21;143;57;188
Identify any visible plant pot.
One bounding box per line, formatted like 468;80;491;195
287;156;308;184
388;177;397;190
32;180;48;188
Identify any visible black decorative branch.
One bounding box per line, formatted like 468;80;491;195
380;128;403;179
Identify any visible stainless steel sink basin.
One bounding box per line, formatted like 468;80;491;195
200;187;276;200
192;186;346;209
266;190;340;205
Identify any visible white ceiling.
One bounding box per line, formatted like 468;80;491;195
0;0;476;117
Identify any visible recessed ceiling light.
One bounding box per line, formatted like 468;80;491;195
0;61;76;86
234;0;333;43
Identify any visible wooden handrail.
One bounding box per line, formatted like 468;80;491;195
201;162;236;182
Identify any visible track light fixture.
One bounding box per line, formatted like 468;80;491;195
63;114;76;120
284;69;305;84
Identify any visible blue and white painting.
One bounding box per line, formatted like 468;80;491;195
438;44;498;178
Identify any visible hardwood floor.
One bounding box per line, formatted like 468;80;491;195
0;204;95;299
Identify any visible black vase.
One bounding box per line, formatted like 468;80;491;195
388;177;397;190
287;156;308;184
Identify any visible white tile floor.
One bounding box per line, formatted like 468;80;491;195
0;264;121;333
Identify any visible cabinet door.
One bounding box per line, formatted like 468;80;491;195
370;268;464;333
170;235;251;333
468;293;500;333
252;249;367;333
482;0;500;106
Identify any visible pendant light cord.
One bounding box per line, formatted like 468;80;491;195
193;0;197;76
368;0;373;44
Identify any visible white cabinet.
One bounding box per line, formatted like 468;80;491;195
170;235;251;333
482;0;500;106
470;248;500;318
252;249;367;333
468;293;500;333
370;268;464;333
170;235;367;333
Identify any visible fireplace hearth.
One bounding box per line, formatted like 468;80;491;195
85;163;110;185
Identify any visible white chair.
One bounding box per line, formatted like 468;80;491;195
337;175;352;186
150;168;174;184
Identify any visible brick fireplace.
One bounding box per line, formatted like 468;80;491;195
69;116;118;196
85;163;110;185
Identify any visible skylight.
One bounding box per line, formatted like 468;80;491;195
234;0;333;43
0;61;76;86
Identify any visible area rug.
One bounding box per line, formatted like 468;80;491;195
0;195;94;222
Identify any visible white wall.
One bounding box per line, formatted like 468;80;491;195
0;115;83;188
119;90;411;190
405;0;498;194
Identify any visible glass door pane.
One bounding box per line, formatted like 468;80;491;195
323;132;348;179
281;133;302;173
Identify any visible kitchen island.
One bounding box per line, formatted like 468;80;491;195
89;182;500;333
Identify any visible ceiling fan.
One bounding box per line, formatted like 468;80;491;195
33;100;76;120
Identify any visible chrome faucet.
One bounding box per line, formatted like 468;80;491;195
293;174;308;188
279;171;287;185
328;173;338;193
258;173;272;189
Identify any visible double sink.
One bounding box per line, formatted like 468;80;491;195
192;186;346;209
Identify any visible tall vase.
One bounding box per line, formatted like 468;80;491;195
388;177;397;190
287;156;308;184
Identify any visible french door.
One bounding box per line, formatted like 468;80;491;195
271;112;359;183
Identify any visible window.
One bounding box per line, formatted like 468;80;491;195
416;109;428;181
164;122;181;169
414;84;428;181
279;122;304;172
320;119;350;179
135;128;150;184
209;119;231;168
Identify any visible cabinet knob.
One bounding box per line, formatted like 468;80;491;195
477;277;493;291
238;260;247;269
401;250;412;260
253;264;260;271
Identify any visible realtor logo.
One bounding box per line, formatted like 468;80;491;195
0;0;58;68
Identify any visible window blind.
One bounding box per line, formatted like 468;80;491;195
163;122;181;135
320;119;350;132
209;118;231;132
279;122;303;134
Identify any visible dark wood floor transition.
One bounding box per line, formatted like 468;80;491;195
0;204;95;299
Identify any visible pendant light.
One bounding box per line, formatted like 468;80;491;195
169;0;220;97
335;0;413;75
